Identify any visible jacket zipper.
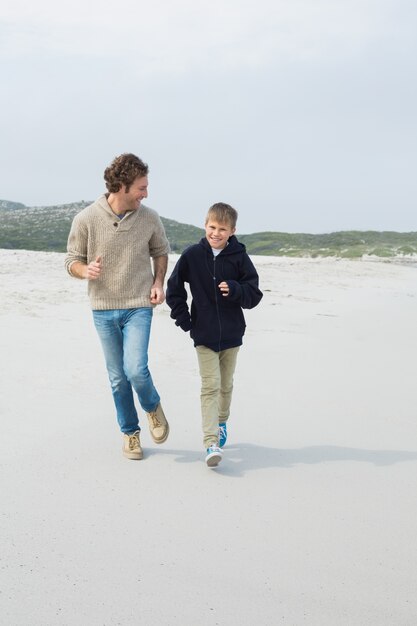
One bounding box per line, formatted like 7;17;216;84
212;256;222;351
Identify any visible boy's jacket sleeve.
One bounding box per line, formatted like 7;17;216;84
225;255;263;309
166;256;192;331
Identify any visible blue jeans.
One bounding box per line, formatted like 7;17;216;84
92;308;160;434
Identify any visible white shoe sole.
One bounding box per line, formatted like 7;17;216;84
123;450;143;460
150;423;170;444
206;451;222;467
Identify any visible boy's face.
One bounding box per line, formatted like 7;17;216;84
205;219;235;250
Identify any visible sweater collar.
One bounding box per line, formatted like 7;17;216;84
96;194;144;231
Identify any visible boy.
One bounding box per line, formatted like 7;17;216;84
166;202;263;467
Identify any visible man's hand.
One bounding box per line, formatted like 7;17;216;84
86;256;102;280
69;256;102;280
150;285;165;305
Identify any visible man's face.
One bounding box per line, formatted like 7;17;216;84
122;176;148;211
205;219;235;250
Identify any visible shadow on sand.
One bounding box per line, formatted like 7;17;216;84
149;443;417;477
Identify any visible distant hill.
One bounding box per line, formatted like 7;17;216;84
0;199;26;210
1;199;417;258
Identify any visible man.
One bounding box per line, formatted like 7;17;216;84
65;153;170;460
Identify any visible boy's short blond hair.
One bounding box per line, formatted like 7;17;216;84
205;202;238;229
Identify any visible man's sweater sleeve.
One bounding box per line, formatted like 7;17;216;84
166;256;192;331
65;214;88;276
149;214;170;258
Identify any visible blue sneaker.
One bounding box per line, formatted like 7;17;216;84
205;445;222;467
218;423;227;448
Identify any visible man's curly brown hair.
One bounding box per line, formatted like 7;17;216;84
104;153;149;193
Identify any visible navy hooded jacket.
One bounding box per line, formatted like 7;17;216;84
166;235;263;352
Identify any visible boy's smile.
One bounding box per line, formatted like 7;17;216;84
205;220;235;250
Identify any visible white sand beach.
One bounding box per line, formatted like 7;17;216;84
1;249;417;626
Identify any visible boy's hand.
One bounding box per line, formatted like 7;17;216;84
218;281;230;297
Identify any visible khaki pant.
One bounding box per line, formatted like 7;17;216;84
196;346;240;448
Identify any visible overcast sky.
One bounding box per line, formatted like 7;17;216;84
1;0;416;234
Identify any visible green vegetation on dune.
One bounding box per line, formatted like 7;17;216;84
1;199;417;257
159;217;204;252
239;231;417;257
0;202;91;252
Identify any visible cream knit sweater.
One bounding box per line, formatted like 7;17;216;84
65;194;170;310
